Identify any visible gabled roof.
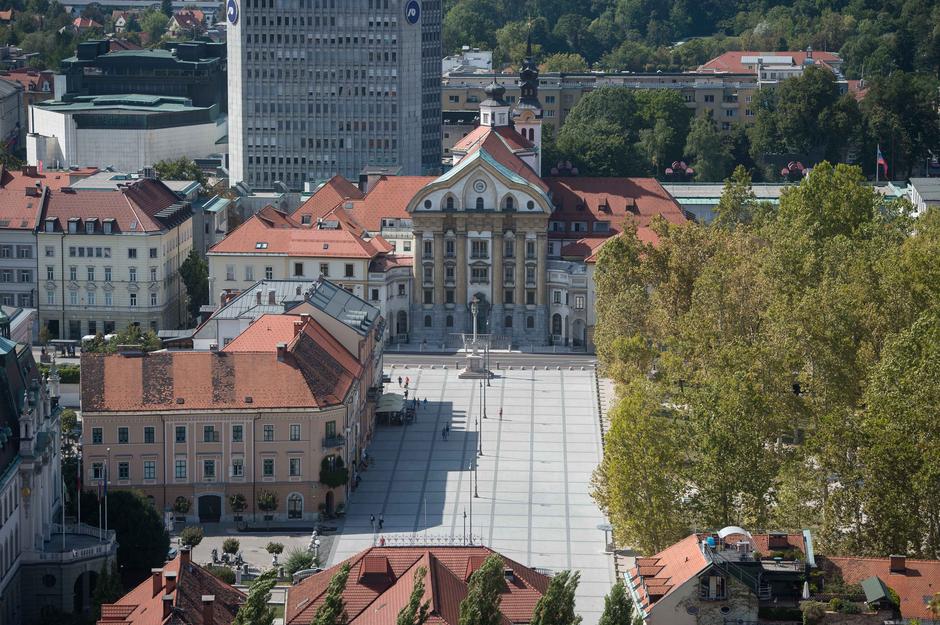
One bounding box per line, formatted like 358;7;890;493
294;278;381;336
452;124;534;153
97;552;244;625
82;315;362;412
339;176;435;232
286;546;549;625
627;534;709;612
293;175;364;224
72;16;102;28
822;556;940;619
0;165;88;231
448;126;546;193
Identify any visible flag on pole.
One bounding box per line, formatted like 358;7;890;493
103;462;108;499
877;145;888;178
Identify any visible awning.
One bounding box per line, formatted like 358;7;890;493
376;393;404;413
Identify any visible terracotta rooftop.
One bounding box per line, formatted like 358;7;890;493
822;556;940;619
286;546;550;625
0;68;53;92
454;127;547;193
544;177;687;255
82;315;363;412
698;50;841;74
97;551;243;625
627;535;709;610
293;175;364;224
73;16;102;28
42;177;190;233
0;165;98;231
452;124;534;153
208;205;386;259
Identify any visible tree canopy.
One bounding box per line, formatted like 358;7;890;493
458;555;505;625
591;162;940;558
311;563;350;625
233;569;276;625
155;157;207;187
180;249;210;323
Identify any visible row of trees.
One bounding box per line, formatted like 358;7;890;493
546;66;939;181
235;553;638;625
442;0;940;79
591;161;940;558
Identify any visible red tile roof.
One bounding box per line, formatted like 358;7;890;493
208;206;386;259
627;535;709;610
822;556;940;619
0;68;53;92
109;38;143;51
97;552;244;625
698;50;841;74
544;177;686;257
171;9;205;30
286;547;549;625
451;126;546;193
340;176;436;232
0;10;13;21
72;16;102;28
82;316;362;412
0;166;96;231
452;125;534;153
293;175;364;224
42;178;187;233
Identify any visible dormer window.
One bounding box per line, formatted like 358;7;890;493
44;219;55;233
482;112;490;125
68;219;79;234
85;220;95;234
103;220;113;234
301;215;312;225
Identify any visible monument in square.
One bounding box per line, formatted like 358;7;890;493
459;296;492;379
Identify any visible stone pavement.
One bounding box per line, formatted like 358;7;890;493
328;366;615;624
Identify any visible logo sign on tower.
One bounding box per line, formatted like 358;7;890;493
405;0;420;24
227;0;239;25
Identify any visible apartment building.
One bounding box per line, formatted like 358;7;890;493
226;0;443;189
81;311;375;522
0;321;116;625
207;202;413;336
37;177;193;339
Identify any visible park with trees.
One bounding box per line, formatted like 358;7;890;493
591;161;940;559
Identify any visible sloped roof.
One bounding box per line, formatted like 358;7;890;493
822;556;940;619
627;534;709;611
82;316;362;412
97;552;244;625
293;175;364;224
341;176;436;232
451;124;534;153
449;127;546;193
208;205;385;259
0;68;54;92
286;547;549;625
42;178;189;233
0;165;85;231
544;177;686;254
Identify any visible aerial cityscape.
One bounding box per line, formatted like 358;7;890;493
0;0;938;624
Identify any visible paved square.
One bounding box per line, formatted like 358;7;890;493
328;366;615;624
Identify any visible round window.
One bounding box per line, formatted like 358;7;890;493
685;606;699;615
423;199;432;209
473;180;487;193
719;606;731;614
42;574;57;588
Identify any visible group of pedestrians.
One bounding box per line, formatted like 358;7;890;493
370;513;384;531
440;424;451;440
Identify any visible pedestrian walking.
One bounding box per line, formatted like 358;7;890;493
405;376;410;387
404;389;409;399
379;514;384;530
499;407;503;420
398;376;402;387
423;398;428;408
441;427;446;440
370;514;375;530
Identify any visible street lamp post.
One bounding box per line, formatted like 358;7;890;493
468;464;473;544
477;391;483;456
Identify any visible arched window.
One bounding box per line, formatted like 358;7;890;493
530;128;535;141
505;196;514;211
552;313;563;335
288;493;303;519
527;200;535;210
424;315;432;328
505;315;513;328
445;196;455;210
526;316;535;329
476;197;484;211
396;310;408;335
446;315;454;327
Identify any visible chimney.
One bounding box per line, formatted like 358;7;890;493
180;546;191;565
201;595;216;625
276;342;288;362
889;555;906;573
162;595;174;619
293;320;303;336
151;568;164;597
165;571;177;594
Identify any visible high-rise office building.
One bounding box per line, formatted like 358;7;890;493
226;0;442;191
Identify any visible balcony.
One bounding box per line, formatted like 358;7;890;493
322;434;345;449
24;522;117;564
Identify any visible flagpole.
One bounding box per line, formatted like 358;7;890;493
77;448;82;529
62;476;66;552
105;447;110;536
875;144;880;183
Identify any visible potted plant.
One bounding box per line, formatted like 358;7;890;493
173;496;191;523
257;490;278;521
230;493;247;522
266;541;284;565
222;538;240;558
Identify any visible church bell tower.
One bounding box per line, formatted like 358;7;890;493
513;36;543;173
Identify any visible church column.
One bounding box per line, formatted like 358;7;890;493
412;230;423;303
492;229;503;305
456;228;468;305
433;231;445;305
536;234;548;305
514;232;525;308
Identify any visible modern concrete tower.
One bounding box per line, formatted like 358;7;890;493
226;0;442;190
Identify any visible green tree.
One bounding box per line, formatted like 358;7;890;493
179;249;209;322
540;52;588;73
60;408;78;457
684;112;733;181
530;570;581;625
155;157;207;187
396;566;431;625
222;538;240;555
161;0;173;16
139;9;168;41
82;324;161;353
92;560;124;618
458;554;505;625
284;548;315;575
638;118;674;176
265;542;284;555
311;563;350;625
598;582;634;625
179;525;204;548
233;569;276;625
80;489;169;585
713;165;757;228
